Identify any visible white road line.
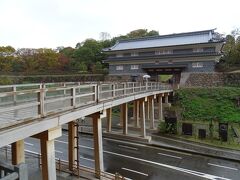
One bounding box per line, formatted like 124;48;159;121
79;145;94;150
24;142;34;146
104;138;146;147
122;167;148;177
104;151;231;180
157;152;182;159
82;138;93;141
104;138;192;156
208;163;238;171
80;156;94;162
118;145;138;151
55;150;63;154
55;140;94;150
25;149;40;155
55;140;67;144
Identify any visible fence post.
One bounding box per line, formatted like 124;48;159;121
12;86;17;105
63;83;67;96
71;87;76;108
38;86;45;117
112;84;115;98
95;84;100;103
123;83;126;95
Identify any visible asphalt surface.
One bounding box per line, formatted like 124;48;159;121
23;133;240;180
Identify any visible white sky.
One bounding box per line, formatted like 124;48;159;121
0;0;239;49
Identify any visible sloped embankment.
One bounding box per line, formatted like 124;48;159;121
175;87;240;123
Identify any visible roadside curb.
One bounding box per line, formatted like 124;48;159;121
148;142;240;163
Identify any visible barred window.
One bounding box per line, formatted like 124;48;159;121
192;62;203;68
116;65;123;70
131;65;139;70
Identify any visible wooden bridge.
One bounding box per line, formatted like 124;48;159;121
0;82;172;180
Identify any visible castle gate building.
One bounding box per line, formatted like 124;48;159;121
103;29;224;83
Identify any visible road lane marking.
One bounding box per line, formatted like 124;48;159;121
55;150;63;154
25;149;40;155
82;138;93;141
104;138;146;147
122;167;148;176
79;145;94;150
157;152;182;159
104;151;231;180
24;142;34;146
104;138;192;156
208;163;238;171
80;156;94;162
55;140;68;144
118;145;138;151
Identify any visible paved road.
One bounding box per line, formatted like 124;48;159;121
24;133;240;180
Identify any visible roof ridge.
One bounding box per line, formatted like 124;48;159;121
118;29;216;43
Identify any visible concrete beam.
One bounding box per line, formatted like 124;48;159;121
149;97;155;129
121;103;128;135
92;113;104;178
106;108;112;133
133;100;140;127
40;139;56;180
165;93;169;104
11;140;25;165
158;95;163;121
32;126;62;141
140;100;146;138
37;126;62;180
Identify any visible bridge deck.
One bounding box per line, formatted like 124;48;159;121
0;82;172;147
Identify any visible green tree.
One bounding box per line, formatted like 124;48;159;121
217;28;240;71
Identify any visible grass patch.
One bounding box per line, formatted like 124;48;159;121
159;75;172;82
175;87;240;123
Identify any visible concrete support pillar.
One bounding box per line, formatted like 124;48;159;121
33;126;62;180
68;121;78;171
40;139;56;180
165;94;169;104
106;108;112;133
158;95;163;121
92;113;104;178
1;170;4;178
119;105;123;127
133;100;140;127
140;100;146;138
11;140;25;165
146;98;150;121
149;97;155;129
121;103;128;135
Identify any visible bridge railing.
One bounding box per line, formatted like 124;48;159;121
0;82;171;128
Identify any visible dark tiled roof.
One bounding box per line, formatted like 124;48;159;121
103;29;223;52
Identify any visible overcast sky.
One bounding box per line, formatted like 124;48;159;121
0;0;239;49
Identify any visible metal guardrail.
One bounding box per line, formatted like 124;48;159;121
0;82;172;128
0;147;125;180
